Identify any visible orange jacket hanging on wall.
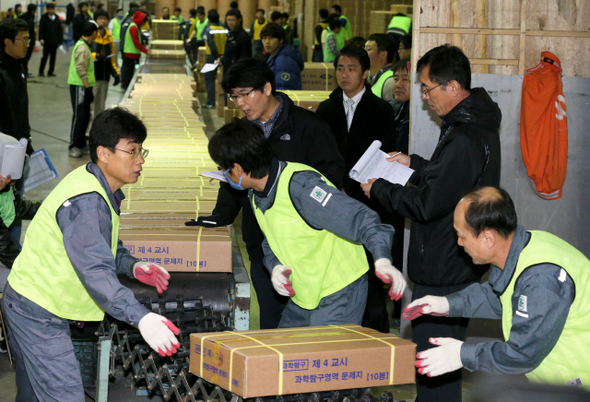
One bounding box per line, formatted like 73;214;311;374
520;51;568;200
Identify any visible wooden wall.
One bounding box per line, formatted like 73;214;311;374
413;0;590;77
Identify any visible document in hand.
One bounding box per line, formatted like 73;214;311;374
0;138;28;180
24;148;58;192
201;170;227;182
349;140;414;185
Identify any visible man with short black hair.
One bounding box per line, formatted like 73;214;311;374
361;44;502;402
316;45;398;333
161;6;170;19
72;1;91;42
250;8;267;58
312;8;329;62
324;16;344;63
67;20;98;158
0;18;33;153
330;4;352;40
188;57;344;329
2;107;180;401
18;3;36;78
221;8;251;75
208;118;404;328
261;22;303;90
38;3;63;77
408;186;590;390
6;8;15;19
365;33;397;101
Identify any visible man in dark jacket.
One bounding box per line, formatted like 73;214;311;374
38;3;63;77
221;8;251;76
18;3;36;78
316;45;398;334
361;44;502;402
187;58;344;330
0;18;33;154
72;1;91;42
261;23;303;90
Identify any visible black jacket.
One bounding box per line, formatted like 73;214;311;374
0;187;42;268
221;27;251;74
212;92;345;261
39;13;64;45
371;87;502;286
393;100;410;155
72;12;90;42
316;85;397;203
19;12;36;41
0;51;32;154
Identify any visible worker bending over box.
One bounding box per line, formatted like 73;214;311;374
208;118;406;328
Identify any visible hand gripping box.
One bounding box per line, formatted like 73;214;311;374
189;325;415;398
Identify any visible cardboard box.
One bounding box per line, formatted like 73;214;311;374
120;198;217;214
151;39;184;50
120;227;232;272
122;187;219;200
189;325;416;398
128;176;221;188
224;107;245;123
301;63;336;91
151;19;180;40
149;49;186;59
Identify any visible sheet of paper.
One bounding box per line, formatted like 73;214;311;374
200;170;227;182
349;140;414;185
200;63;218;73
0;138;28;180
23;148;58;192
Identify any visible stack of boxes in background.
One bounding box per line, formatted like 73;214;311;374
193;47;207;92
118;73;232;274
150;19;185;59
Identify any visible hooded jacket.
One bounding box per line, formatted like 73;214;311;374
124;10;149;59
0;51;31;152
92;28;119;81
267;44;304;90
370;87;502;286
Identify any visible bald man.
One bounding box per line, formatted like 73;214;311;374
405;186;590;390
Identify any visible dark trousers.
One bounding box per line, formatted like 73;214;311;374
312;47;324;62
204;54;217;106
39;44;58;75
412;283;471;402
69;85;92;150
22;44;34;74
121;56;138;89
250;261;288;329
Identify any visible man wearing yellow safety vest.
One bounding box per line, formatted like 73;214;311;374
121;9;150;90
330;4;352;40
407;186;590;391
365;33;397;102
249;8;267;58
108;7;124;49
387;13;412;40
208;118;406;328
323;17;346;63
67;20;97;158
201;9;226;108
312;8;329;62
2;107;181;401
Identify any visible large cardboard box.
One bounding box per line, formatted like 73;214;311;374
301;63;336;91
189;325;415;398
151;19;180;40
151;39;184;50
149;49;186;59
122;187;219;200
120;227;232;272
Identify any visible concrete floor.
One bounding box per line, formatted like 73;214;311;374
0;46;495;401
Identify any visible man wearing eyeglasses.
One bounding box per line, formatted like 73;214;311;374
3;108;180;401
0;18;33;155
361;45;501;402
188;57;344;330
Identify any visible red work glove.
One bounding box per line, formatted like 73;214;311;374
133;262;170;294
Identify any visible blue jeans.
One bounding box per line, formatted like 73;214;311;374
279;274;368;328
2;283;85;402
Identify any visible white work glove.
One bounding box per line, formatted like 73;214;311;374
133;262;170;294
415;337;463;377
138;313;180;357
374;258;406;301
403;295;450;320
271;265;295;297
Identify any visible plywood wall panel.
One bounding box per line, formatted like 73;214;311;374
525;36;590;77
526;0;590;31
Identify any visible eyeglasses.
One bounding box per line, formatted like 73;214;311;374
115;147;149;159
14;38;31;45
422;83;442;96
228;89;256;103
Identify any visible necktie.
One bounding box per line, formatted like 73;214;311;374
345;98;355;131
